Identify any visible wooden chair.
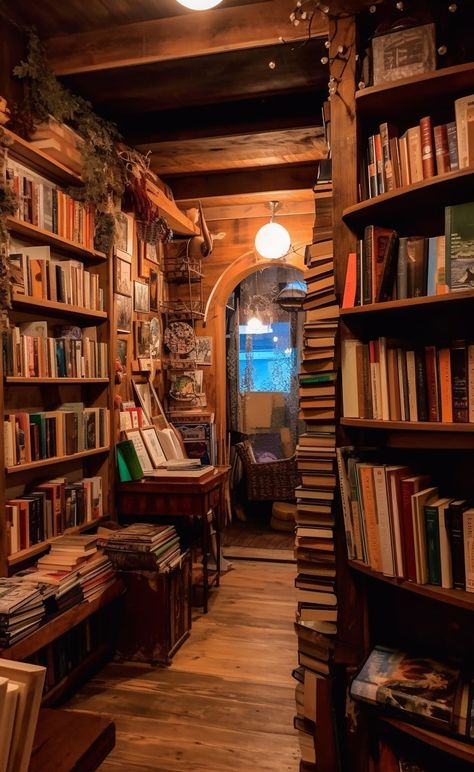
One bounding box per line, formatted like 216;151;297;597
234;440;299;502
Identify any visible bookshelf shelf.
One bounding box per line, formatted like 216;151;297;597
342;168;474;234
348;560;474;612
341;418;474;433
340;290;474;318
0;579;124;662
4;128;83;187
380;717;474;764
12;293;107;321
6;446;110;474
355;62;474;122
5;377;109;384
7;217;107;262
7;514;112;567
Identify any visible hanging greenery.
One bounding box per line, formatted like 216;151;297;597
0;129;18;314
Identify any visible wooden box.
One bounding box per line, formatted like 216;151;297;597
114;551;192;664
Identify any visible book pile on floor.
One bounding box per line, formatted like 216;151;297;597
98;523;182;572
0;580;45;646
293;239;339;770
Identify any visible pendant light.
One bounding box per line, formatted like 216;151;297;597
254;201;291;260
176;0;223;9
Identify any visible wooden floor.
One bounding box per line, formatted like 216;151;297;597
67;560;299;771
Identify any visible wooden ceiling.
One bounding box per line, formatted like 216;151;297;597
7;0;330;212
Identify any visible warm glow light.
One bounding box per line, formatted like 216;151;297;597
244;317;272;335
254;221;291;260
176;0;223;9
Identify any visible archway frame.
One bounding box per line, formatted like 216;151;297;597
203;249;305;462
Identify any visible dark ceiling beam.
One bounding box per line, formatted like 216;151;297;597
45;0;328;76
164;162;318;200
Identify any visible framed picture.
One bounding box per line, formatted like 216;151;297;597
116;338;128;367
114;257;132;296
141;425;167;467
372;22;436;86
115;293;132;334
149;270;159;312
134;320;151;358
195;336;213;365
150;316;161;359
134;280;150;313
125;429;154;473
132;380;153;424
116;212;134;260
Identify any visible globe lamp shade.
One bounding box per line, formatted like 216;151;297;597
254;221;291;260
176;0;223;9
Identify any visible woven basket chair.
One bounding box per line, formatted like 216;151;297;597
235;440;299;502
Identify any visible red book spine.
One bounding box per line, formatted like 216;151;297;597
400;479;418;582
342;252;357;308
424;345;440;421
420;116;435;179
433;124;451;175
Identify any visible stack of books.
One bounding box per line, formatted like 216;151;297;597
98;523;182;572
0;580;45;646
294;240;339;769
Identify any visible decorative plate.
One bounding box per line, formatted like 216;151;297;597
169;374;196;401
164;321;196;354
149;316;162;358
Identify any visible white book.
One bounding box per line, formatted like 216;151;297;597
463;507;474;593
455;93;474;169
378;337;390;420
397;349;406;421
372;466;395;577
438;498;454;589
341;339;361;418
0;682;19;772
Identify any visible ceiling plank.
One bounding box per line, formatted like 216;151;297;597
165;161;318;200
140;127;327;175
177;185;332;210
45;0;328;76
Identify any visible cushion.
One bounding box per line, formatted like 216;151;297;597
272;501;297;522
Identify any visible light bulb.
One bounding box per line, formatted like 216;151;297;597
255;221;291;260
176;0;223;9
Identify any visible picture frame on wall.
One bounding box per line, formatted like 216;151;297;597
372;22;436;86
114;257;132;297
115;212;134;261
116;338;128;367
134;320;151;358
149;270;159;312
134;280;150;313
195;336;213;365
115;294;132;334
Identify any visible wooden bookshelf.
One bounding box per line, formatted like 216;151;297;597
7;514;112;567
380;717;474;764
4;128;83;186
348;560;474;612
5;377;109;384
341;418;474;433
6;446;110;474
12;292;107;320
7;217;107;261
342;168;474;234
340;290;474;318
355;62;474;122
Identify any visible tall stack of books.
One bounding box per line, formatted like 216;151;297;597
98;523;182;572
0;580;45;646
293;239;339;769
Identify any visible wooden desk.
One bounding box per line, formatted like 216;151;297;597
31;708;115;771
116;466;229;613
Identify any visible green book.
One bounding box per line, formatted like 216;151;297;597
445;201;474;291
424;501;442;586
116;440;143;482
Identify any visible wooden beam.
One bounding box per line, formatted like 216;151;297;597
164;162;318;200
45;0;328;76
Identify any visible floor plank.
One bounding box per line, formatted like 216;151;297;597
67;560;299;771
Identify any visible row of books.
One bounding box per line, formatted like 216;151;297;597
98;523;182;572
363;94;473;199
4;406;110;467
9;248;104;309
338;449;474;592
5;475;103;555
343;202;474;307
294;240;339;768
3;323;108;379
6;159;95;249
351;645;474;741
342;337;473;423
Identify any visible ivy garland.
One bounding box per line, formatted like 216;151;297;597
0;129;18;314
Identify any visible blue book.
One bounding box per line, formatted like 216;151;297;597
426;237;438;296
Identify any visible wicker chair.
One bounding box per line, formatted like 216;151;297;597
235;440;299;502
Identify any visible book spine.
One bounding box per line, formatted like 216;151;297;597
367;135;378;198
374;133;384;195
438;348;453;423
358;465;383;572
424;504;441;585
446;501;467;590
400;480;417;582
407;126;423;183
433;124;451;175
379;122;394;192
468;344;474;423
446;121;459;171
438;502;453;589
463;509;474;593
424;345;439;422
378;337;390;421
420;116;435;179
396;238;408;300
362;226;372;305
451;340;468;423
414;349;428;422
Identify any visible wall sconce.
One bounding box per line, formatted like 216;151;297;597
254;201;291;260
176;0;223;9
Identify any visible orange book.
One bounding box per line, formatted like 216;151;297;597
29;259;44;299
358;463;383;572
342;252;357;308
438;347;453;423
420;116;435;179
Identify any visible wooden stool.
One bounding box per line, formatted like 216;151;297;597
271;501;296;532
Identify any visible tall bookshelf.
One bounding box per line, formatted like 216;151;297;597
0;127;120;701
330;7;474;771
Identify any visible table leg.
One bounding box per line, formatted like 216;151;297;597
202;513;209;614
